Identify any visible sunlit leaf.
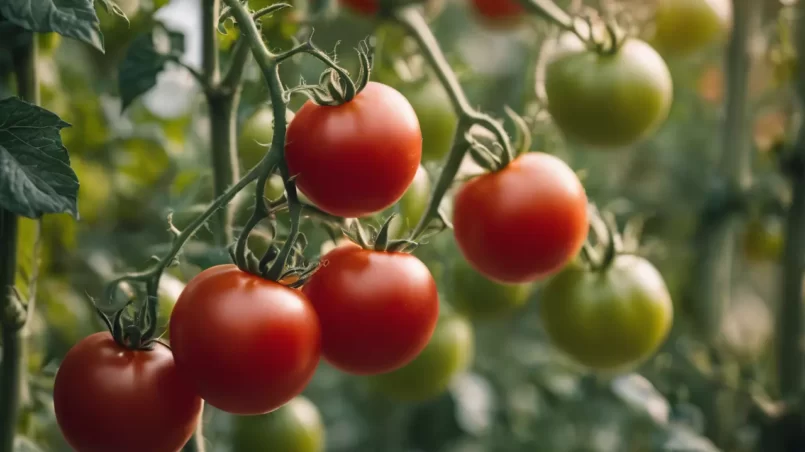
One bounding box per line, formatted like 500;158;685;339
118;26;185;111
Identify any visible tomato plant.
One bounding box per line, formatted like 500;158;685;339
401;81;458;163
369;313;474;401
469;0;525;27
544;35;673;148
651;0;733;58
53;333;203;452
169;265;321;415
540;255;674;371
286;81;422;218
452;152;589;284
302;243;439;375
232;396;325;452
743;216;784;262
451;258;535;320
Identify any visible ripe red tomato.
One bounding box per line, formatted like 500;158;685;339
469;0;525;27
169;265;321;415
286;82;422;218
53;333;203;452
544;35;673;148
540;255;674;371
452;152;588;284
339;0;378;14
302;243;439;375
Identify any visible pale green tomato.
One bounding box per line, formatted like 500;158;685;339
232;396;325;452
239;107;296;170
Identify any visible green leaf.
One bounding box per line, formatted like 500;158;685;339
0;97;78;219
0;0;104;52
118;26;185;112
94;0;128;23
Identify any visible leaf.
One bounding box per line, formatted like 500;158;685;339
118;26;185;112
0;0;104;52
94;0;128;23
0;97;78;218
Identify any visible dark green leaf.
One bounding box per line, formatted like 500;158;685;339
0;96;78;218
0;0;104;52
118;26;185;112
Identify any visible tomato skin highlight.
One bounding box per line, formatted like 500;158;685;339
540;255;674;371
303;244;440;375
545;37;673;148
53;333;203;452
169;264;321;415
452;152;589;284
369;313;474;401
286;82;422;218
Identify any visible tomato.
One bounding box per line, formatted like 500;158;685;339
38;32;61;55
232;396;325;452
53;333;203;452
544;35;673;148
452;152;588;284
743;216;784;262
339;0;378;14
155;273;186;338
302;243;439;375
401;81;458;162
368;313;474;401
286;82;422;218
540;255;674;371
240;106;296;171
651;0;732;58
389;164;430;238
451;258;535;320
169;265;321;415
469;0;525;27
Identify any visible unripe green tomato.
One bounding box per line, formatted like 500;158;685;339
650;0;732;58
155;273;186;338
265;173;286;201
38;33;62;55
368;313;474;401
401;81;458;163
451;258;534;320
231;396;325;452
544;34;673;149
743;217;784;263
239;107;296;171
389;165;430;238
540;255;674;372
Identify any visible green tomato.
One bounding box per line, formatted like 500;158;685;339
368;314;474;401
401;81;458;162
651;0;732;58
388;165;430;238
544;35;673;149
239;107;296;170
540;255;674;372
451;258;534;320
38;33;62;55
743;216;784;262
155;273;186;338
232;396;325;452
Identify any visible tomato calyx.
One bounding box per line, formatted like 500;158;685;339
342;212;448;253
283;40;375;107
228;225;319;289
579;205;646;273
94;303;161;351
569;14;628;56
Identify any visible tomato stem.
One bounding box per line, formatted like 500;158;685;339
776;0;805;400
393;7;515;240
0;34;38;452
517;0;578;35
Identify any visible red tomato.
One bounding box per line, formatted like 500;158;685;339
339;0;377;14
452;152;588;284
469;0;525;26
286;82;422;218
169;265;321;415
302;244;439;375
53;333;203;452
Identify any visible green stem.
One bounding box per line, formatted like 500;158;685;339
0;33;38;452
776;0;805;399
393;7;513;239
688;0;756;444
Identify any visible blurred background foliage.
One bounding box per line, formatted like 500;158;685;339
2;0;804;450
